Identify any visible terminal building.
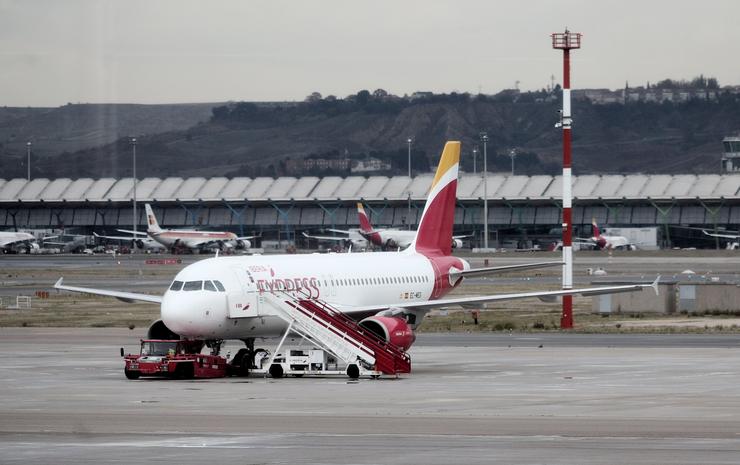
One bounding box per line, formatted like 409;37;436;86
721;136;740;173
0;173;739;249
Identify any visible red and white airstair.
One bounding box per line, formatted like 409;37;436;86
262;292;411;376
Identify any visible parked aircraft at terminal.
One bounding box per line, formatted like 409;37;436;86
0;230;62;254
302;229;369;250
55;142;657;357
703;229;740;249
0;231;40;254
578;219;637;250
355;203;469;250
93;232;166;252
119;204;256;253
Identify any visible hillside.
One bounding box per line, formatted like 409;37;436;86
0;102;220;177
6;91;740;179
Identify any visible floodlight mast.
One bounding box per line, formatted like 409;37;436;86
552;29;581;329
131;137;137;252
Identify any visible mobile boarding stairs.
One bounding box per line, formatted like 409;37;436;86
237;290;411;378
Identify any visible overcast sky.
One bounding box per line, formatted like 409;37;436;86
1;0;739;107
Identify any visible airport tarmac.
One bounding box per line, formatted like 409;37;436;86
1;328;739;465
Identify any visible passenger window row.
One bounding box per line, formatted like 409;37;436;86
322;275;430;287
169;280;226;292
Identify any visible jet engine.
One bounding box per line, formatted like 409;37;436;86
147;319;180;340
451;238;463;249
384;239;398;250
134;239;145;249
236;239;250;249
358;316;415;351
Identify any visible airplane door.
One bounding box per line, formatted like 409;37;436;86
320;274;337;298
228;267;263;318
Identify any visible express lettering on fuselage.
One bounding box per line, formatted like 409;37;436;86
256;277;320;299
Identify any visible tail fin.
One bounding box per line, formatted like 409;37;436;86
410;141;460;256
144;204;163;234
591;217;601;238
357;203;374;234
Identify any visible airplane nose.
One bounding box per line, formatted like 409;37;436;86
161;292;195;336
161;291;226;338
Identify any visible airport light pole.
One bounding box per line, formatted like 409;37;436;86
552;29;582;329
472;146;478;174
480;132;489;249
508;148;517;176
131;137;137;252
26;141;31;181
407;137;412;178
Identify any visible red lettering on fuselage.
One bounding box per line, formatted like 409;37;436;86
256;276;321;299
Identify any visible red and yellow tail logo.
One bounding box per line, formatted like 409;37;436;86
357;203;373;233
148;215;155;226
591;217;601;237
412;141;460;256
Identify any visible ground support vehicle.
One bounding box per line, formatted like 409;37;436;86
250;346;384;379
122;339;229;379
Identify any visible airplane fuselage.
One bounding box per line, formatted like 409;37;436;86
0;231;38;252
149;230;246;250
592;235;631;250
161;251;469;340
361;229;415;249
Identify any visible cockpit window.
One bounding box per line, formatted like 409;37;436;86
213;280;226;292
203;280;217;292
169;280;183;291
183;281;203;291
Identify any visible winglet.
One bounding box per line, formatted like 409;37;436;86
650;275;660;296
54;277;64;289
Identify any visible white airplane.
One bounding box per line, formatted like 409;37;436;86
356;203;469;250
578;219;636;250
702;229;740;250
0;231;40;254
93;232;166;252
0;230;61;254
55;141;657;359
119;204;256;253
302;229;369;250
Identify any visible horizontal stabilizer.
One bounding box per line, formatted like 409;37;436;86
116;229;148;236
449;261;563;279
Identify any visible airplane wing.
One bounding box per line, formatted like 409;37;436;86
95;232;137;241
449;261;563;279
302;232;349;242
339;277;660;317
702;230;740;240
326;229;351;235
236;235;258;240
116;229;148;236
54;277;162;304
452;233;474;239
0;238;35;248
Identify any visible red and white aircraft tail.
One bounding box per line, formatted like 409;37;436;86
145;204;163;234
591;218;602;239
356;143;464;252
409;141;459;257
357;203;374;235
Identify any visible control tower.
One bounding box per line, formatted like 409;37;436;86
721;136;740;173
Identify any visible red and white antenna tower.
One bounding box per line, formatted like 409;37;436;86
552;29;581;329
